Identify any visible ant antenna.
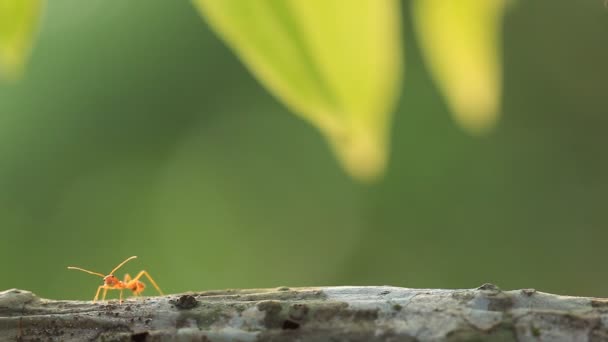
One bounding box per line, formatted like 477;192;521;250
110;256;137;275
67;256;138;277
67;266;105;278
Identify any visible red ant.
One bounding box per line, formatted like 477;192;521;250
68;256;163;303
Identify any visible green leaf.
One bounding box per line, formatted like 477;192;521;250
413;0;506;134
0;0;44;80
193;0;403;181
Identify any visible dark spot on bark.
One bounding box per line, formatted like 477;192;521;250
447;322;516;342
282;319;300;330
536;312;596;333
379;290;391;296
258;300;283;313
175;295;198;310
353;309;379;321
590;323;608;341
379;331;419;341
452;291;476;303
258;300;285;328
591;299;608;308
277;287;290;291
230;303;247;313
131;331;149;342
125;306;132;311
114;312;120;317
145;319;151;324
521;288;536;296
477;283;501;292
532;325;541;337
485;293;513;312
289;303;309;321
393;304;402;311
310;302;348;322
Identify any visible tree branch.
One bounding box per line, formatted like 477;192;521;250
1;284;607;341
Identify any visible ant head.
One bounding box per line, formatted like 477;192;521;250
103;275;119;286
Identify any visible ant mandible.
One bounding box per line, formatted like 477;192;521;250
68;256;163;303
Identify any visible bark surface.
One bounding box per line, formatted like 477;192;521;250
1;284;608;341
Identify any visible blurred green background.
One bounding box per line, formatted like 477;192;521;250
1;0;607;300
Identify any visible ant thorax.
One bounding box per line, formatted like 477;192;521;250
103;275;120;286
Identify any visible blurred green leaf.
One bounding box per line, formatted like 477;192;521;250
413;0;506;134
192;0;403;181
0;0;43;80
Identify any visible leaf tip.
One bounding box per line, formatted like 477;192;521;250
327;125;389;183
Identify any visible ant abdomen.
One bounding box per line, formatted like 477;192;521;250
130;281;145;295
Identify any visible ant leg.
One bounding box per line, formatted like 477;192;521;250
102;287;108;302
132;271;164;295
119;289;123;304
93;285;105;302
